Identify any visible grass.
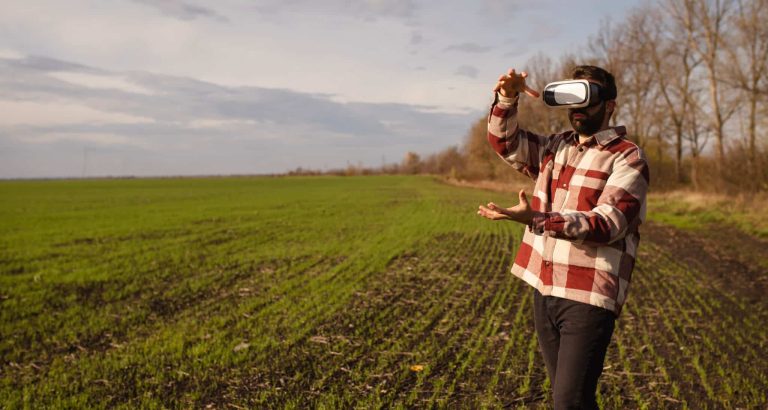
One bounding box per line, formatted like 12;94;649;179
647;190;768;237
1;175;766;408
0;176;523;408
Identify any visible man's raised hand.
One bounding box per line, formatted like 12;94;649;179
493;68;540;99
477;189;534;225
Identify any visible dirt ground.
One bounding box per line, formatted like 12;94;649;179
642;221;768;304
252;220;768;408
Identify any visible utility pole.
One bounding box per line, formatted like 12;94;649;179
81;147;88;178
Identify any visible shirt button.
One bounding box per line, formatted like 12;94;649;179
562;183;567;188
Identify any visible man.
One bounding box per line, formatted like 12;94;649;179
477;65;649;409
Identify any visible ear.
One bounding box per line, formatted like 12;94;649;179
606;100;616;120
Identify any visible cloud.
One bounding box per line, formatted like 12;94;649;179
47;71;156;95
503;47;530;58
526;18;561;42
23;131;152;149
478;0;547;23
454;65;479;78
0;100;154;126
7;55;100;74
0;55;479;177
410;31;423;45
252;0;418;20
444;42;492;53
130;0;228;22
0;48;26;60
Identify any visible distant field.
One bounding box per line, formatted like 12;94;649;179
1;176;766;409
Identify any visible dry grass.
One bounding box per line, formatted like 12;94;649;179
651;190;768;213
441;178;768;237
649;190;768;237
438;177;533;195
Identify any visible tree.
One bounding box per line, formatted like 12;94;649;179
401;152;421;174
640;5;702;183
518;53;572;136
668;0;736;178
725;0;768;177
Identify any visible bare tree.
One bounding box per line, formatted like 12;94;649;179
401;152;421;174
587;16;660;152
518;53;572;135
640;5;702;182
668;0;736;178
725;0;768;177
464;117;500;180
685;90;713;188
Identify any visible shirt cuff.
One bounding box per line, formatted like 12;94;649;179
529;212;547;235
496;92;518;107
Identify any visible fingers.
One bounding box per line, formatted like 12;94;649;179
477;205;494;216
477;205;506;220
487;202;509;215
518;189;530;206
495;69;538;98
494;73;512;93
477;206;490;218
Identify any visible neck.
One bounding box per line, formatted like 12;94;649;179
580;121;612;144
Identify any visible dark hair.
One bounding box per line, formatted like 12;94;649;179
572;65;617;101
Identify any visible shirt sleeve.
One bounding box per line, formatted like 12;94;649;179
529;146;650;244
487;92;549;180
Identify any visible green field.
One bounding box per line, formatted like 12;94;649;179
1;176;766;409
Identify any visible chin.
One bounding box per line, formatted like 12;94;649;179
569;120;582;132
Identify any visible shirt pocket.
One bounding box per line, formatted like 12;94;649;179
569;168;609;211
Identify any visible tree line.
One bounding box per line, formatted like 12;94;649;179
293;0;767;193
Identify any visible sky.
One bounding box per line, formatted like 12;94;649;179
0;0;641;178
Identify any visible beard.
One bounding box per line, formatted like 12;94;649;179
569;102;607;136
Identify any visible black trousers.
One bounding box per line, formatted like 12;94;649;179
533;289;616;410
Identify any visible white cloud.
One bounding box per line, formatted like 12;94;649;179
0;100;154;126
0;55;479;177
0;48;24;59
130;0;229;22
187;119;261;129
0;0;640;177
250;0;418;20
23;131;152;149
444;43;492;53
455;65;479;79
47;72;156;95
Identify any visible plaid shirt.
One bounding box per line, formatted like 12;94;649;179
488;93;649;315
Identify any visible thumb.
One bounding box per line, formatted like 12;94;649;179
523;85;541;98
520;71;541;98
518;189;529;206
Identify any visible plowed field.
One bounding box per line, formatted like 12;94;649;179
1;176;766;409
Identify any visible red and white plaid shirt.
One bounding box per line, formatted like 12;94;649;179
488;93;649;315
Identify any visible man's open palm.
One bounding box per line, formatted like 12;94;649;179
477;189;534;225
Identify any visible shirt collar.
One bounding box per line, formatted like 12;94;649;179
594;126;626;146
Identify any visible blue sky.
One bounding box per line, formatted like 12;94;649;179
0;0;641;178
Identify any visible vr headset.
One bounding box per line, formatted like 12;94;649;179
542;80;616;108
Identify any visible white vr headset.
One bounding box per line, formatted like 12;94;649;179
542;80;616;108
